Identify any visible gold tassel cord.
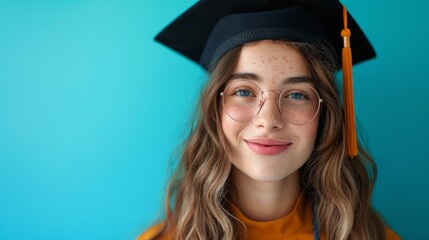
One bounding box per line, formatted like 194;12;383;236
341;6;358;157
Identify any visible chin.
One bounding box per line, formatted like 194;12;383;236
231;153;306;182
245;168;298;182
251;175;289;182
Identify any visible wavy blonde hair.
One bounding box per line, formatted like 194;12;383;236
149;41;387;240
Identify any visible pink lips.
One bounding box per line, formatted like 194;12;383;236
245;138;291;156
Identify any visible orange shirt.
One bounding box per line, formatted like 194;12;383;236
139;194;400;240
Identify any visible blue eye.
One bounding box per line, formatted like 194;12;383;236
235;89;253;97
287;92;307;100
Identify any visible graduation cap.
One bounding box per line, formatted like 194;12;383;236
155;0;376;158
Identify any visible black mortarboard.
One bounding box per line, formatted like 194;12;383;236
155;0;377;157
155;0;375;70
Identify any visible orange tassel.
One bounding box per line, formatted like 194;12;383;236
341;6;358;157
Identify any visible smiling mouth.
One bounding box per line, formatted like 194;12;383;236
245;139;292;156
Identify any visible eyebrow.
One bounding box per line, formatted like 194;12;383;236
228;72;313;84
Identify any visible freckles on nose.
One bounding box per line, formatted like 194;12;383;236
258;100;283;125
261;95;280;113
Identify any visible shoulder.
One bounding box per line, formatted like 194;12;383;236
385;227;401;240
137;223;166;240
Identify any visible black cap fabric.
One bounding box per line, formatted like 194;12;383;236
155;0;376;70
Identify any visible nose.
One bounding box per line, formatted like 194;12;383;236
253;91;285;129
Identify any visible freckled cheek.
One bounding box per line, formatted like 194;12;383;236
305;117;320;144
221;110;244;145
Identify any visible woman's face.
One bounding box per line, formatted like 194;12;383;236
221;40;320;182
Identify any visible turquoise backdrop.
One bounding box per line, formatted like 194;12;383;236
0;0;427;239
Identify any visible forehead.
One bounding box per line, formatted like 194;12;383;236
235;40;309;79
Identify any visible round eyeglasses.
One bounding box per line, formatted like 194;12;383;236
220;80;323;125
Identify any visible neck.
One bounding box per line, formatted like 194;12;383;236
229;167;301;221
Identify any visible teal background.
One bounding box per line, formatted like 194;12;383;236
0;0;427;239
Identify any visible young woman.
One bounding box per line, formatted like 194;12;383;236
140;0;400;239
